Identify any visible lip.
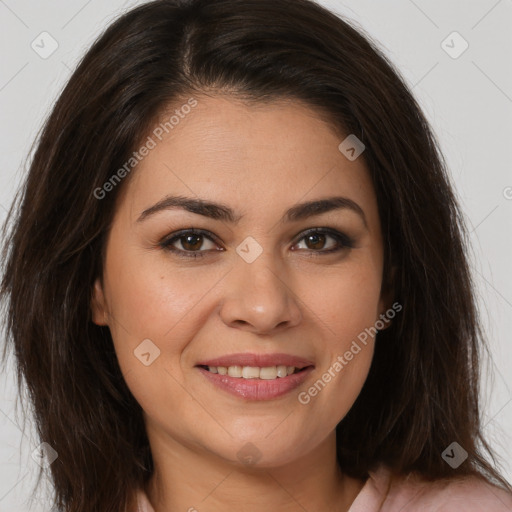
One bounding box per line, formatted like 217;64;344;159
197;365;314;400
196;352;314;369
195;352;315;401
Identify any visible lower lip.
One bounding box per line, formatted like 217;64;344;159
197;366;314;400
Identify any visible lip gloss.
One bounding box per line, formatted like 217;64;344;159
197;366;314;400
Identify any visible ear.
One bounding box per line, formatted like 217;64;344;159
91;277;109;326
377;264;397;330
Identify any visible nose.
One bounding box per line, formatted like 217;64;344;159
218;251;302;335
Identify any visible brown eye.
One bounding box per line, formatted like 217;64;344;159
303;232;328;250
179;234;206;251
292;228;355;255
160;229;221;259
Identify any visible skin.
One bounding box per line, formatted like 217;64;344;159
91;94;393;512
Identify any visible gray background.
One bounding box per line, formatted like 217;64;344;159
1;0;511;510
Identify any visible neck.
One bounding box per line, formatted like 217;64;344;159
144;427;365;512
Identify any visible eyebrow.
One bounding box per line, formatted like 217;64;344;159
137;194;368;227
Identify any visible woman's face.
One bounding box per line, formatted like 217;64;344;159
92;94;390;468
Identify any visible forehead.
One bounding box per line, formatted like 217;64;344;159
119;94;379;230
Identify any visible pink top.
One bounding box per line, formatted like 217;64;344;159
135;464;512;511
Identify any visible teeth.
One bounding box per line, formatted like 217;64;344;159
259;366;277;380
206;365;301;379
227;366;242;378
276;365;288;378
242;366;260;379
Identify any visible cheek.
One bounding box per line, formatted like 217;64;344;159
102;254;209;427
296;260;381;415
103;248;206;338
305;257;383;339
102;245;230;390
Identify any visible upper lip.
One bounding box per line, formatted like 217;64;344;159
196;353;314;369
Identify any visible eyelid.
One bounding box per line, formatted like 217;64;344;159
291;227;355;249
159;228;221;254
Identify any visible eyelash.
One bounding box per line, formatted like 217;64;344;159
159;228;355;259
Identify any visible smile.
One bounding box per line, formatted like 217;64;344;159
195;353;315;400
200;364;302;379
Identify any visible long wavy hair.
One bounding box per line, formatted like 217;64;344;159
1;0;510;510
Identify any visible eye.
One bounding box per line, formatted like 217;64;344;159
159;229;221;259
292;228;354;255
159;227;355;259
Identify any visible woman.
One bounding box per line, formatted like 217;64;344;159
1;0;511;511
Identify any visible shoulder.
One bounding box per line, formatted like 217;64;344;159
357;464;512;512
134;488;155;512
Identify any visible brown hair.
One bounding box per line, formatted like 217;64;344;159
1;0;510;510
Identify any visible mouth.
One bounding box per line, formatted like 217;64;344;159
197;364;309;379
195;353;315;400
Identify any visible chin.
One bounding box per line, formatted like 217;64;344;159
206;431;316;469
